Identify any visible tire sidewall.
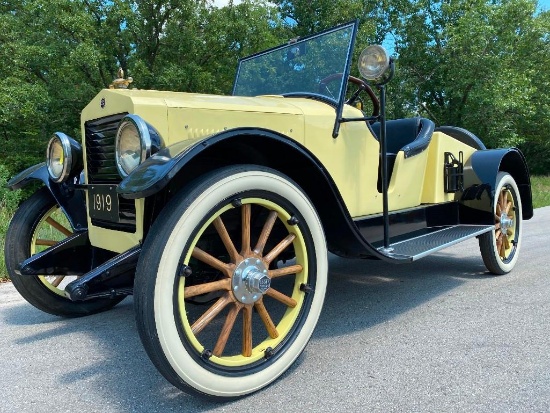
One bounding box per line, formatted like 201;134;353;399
486;172;523;273
141;167;327;397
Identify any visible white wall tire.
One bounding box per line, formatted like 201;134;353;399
134;165;327;398
479;172;522;275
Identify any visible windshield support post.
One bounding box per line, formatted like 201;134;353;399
332;20;359;139
378;84;392;251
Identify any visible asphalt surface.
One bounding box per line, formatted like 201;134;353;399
1;207;549;413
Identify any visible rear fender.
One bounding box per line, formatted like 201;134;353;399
7;163;87;230
462;148;533;221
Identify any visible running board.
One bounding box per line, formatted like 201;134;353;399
380;225;493;261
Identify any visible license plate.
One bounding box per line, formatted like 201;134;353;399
89;185;120;222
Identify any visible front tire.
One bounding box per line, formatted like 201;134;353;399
134;166;327;398
4;187;124;316
479;172;522;274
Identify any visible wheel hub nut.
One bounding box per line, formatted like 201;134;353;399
232;258;270;304
500;212;513;231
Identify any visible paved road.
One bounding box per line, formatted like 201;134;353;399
1;207;549;413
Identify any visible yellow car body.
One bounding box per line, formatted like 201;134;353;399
81;89;481;253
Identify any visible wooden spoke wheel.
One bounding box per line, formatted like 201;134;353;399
4;187;124;316
134;166;327;398
479;172;522;274
33;202;76;296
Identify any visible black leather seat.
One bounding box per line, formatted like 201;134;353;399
370;117;435;191
370;117;435;156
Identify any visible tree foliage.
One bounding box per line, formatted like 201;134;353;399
393;0;550;155
0;0;548;179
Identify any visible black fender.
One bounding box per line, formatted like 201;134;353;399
118;127;411;262
7;163;87;230
461;148;533;221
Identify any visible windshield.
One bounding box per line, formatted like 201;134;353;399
232;22;357;104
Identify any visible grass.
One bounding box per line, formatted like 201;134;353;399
531;175;550;209
1;175;549;282
0;205;12;282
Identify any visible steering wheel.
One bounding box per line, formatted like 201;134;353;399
319;73;380;117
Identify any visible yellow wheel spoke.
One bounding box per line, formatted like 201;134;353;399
213;303;242;357
265;288;297;308
50;276;65;288
191;293;233;335
242;305;253;357
35;239;58;246
241;204;252;256
269;264;303;279
213;216;240;263
264;234;296;265
254;299;278;339
499;191;505;210
253;211;278;256
192;247;232;276
184;278;231;298
503;236;510;250
45;217;72;236
505;200;512;214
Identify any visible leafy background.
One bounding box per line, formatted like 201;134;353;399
1;0;549;280
0;0;549;177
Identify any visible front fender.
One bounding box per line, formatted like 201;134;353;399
116;136;205;199
7;163;87;230
462;148;533;220
7;162;48;190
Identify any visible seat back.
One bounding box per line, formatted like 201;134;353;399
370;117;435;157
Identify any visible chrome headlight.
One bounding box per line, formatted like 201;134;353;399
46;132;82;183
115;114;162;177
358;45;390;80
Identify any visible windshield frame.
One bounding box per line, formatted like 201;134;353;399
232;20;359;113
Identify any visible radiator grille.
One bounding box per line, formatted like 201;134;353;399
85;113;126;183
85;113;136;232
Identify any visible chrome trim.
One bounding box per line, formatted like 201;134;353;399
115;114;153;178
46;132;73;183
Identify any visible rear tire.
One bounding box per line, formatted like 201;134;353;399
479;172;522;274
4;187;124;317
134;165;327;398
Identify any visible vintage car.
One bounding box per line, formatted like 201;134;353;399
4;21;532;398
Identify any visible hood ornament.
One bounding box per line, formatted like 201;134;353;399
109;67;133;89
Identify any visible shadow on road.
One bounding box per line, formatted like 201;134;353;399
0;245;496;411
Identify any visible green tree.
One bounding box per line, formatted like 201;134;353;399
0;0;286;177
392;0;550;154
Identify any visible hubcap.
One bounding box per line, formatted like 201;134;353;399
232;258;270;304
500;212;513;231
